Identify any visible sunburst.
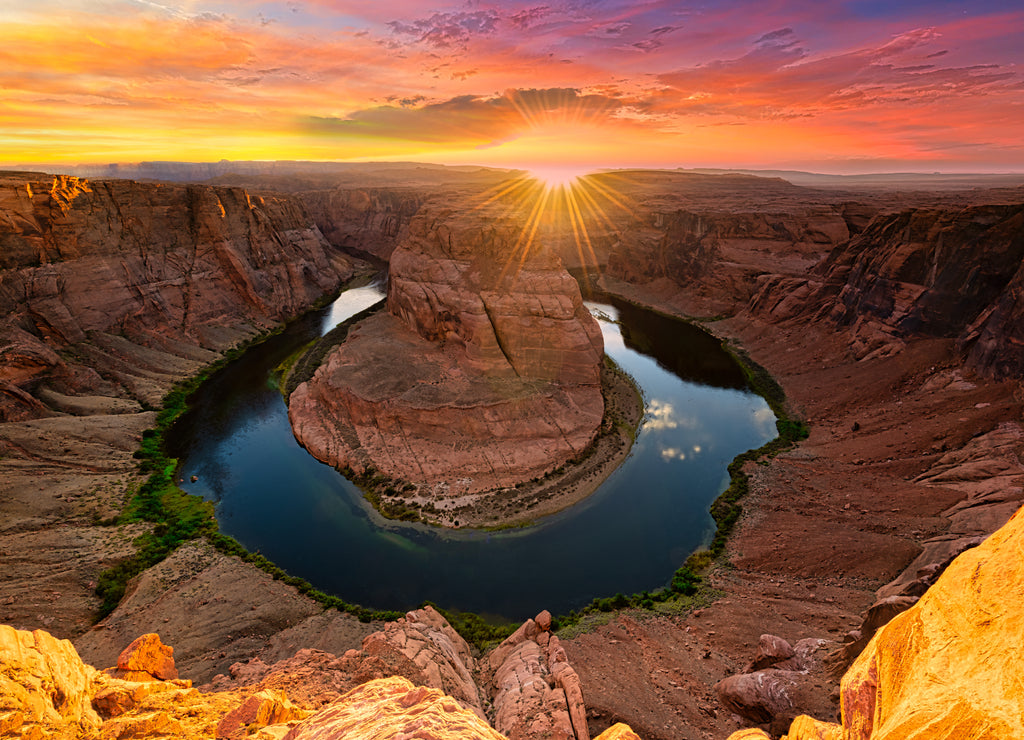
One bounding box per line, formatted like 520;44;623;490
467;167;631;291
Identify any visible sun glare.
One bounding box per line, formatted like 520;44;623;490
468;166;632;292
529;166;590;190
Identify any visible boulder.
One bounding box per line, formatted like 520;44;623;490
746;634;796;672
107;633;178;682
715;670;797;726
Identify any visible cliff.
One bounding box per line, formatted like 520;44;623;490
0;172;356;421
0;172;357;638
298;188;425;260
750;203;1024;377
288;204;605;498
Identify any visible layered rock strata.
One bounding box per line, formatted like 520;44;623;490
0;172;354;421
750;202;1024;375
289;206;604;495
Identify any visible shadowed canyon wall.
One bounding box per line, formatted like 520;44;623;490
749;203;1024;376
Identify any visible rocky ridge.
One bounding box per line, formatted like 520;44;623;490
288;204;606;498
1;607;638;740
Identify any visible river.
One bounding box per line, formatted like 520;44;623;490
166;281;775;621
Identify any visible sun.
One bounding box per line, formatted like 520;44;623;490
528;166;592;191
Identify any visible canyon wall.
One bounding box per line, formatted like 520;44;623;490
0;172;355;421
288;205;605;497
298;188;424;260
749;203;1024;377
0;172;357;639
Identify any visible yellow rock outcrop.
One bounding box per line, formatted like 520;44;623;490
839;505;1024;740
732;505;1024;740
0;624;101;736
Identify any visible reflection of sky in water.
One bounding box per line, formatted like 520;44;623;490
321;281;386;333
644;399;700;431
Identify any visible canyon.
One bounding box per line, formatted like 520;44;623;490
0;165;1022;739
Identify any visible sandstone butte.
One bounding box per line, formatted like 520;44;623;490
725;504;1024;740
288;205;606;496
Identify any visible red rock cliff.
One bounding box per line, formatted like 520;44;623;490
0;173;355;420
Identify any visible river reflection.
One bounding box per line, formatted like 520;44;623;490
166;284;774;620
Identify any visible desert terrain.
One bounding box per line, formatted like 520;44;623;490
1;166;1022;739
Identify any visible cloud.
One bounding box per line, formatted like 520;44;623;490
632;39;663;52
301;87;627;146
653;25;1018;120
756;27;794;44
388;10;500;48
509;6;552;30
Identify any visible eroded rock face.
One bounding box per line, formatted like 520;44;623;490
289;206;604;495
0;172;354;421
360;606;484;719
485;610;589;740
750;203;1024;373
760;505;1024;740
281;676;506;740
300;188;424;260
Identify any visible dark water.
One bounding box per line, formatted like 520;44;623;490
166;283;774;621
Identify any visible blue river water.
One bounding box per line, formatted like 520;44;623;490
167;282;775;621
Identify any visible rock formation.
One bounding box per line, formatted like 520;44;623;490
0;172;355;421
485;610;590;740
299;188;425;260
726;504;1024;740
289;205;604;496
750;203;1024;375
1;606;637;740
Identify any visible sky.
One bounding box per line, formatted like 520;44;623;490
2;0;1023;173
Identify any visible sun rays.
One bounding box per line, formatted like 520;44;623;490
467;167;634;290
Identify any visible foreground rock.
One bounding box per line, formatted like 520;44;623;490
2;609;640;740
728;505;1024;739
289;205;604;497
485;610;589;740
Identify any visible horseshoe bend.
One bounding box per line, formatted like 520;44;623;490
287;203;611;510
1;166;1023;740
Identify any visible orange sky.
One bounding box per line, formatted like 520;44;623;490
2;1;1023;173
